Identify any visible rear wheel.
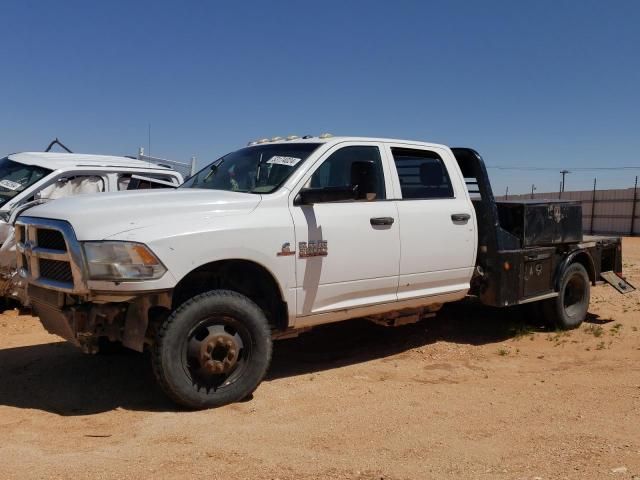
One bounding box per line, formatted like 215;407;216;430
542;263;590;330
152;290;272;409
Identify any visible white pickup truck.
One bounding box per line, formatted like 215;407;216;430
0;152;184;302
15;136;633;409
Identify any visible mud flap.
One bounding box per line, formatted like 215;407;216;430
600;271;636;294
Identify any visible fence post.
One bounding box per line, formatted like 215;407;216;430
631;175;638;236
190;156;197;177
590;178;596;235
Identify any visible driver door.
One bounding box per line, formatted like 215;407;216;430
290;142;400;316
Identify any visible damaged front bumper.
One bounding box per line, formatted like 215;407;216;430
16;216;177;353
28;284;172;353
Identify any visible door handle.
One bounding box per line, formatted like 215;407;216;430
451;213;471;223
370;217;394;226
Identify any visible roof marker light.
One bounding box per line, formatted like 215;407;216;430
257;138;270;144
271;136;283;142
247;141;258;146
319;133;333;139
286;135;299;141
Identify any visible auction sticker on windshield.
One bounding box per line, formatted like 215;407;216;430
0;179;23;191
267;156;302;167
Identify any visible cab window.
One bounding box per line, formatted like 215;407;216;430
308;146;386;201
118;174;176;190
391;148;454;199
37;175;105;200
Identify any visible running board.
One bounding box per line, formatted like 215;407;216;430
600;271;636;294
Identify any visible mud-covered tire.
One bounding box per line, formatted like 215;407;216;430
152;290;272;409
542;263;590;330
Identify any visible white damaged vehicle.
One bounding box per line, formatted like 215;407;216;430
0;152;183;303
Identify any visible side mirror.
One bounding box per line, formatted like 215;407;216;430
295;186;358;205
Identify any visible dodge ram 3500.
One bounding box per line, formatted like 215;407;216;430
15;136;634;409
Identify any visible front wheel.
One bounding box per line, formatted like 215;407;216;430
152;290;272;409
542;263;591;330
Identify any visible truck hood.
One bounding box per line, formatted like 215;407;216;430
21;189;262;240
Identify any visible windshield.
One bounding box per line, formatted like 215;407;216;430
180;143;321;193
0;157;52;207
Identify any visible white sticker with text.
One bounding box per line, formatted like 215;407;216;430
0;179;22;191
267;156;302;167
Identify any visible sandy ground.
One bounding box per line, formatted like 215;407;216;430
0;240;639;480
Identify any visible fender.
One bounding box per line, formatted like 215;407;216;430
554;249;596;290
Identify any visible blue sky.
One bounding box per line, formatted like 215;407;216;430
1;0;639;194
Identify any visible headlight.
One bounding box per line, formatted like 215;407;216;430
83;241;167;281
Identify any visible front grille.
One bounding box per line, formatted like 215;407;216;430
37;229;67;251
17;217;86;293
39;259;73;283
15;225;25;242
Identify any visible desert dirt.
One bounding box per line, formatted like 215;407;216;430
0;239;639;480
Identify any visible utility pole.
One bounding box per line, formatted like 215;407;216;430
530;184;536;199
560;169;570;193
590;178;597;235
505;186;509;200
631;175;638;236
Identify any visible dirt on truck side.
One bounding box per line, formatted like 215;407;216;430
0;238;639;480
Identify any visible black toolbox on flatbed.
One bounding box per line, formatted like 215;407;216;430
495;200;582;247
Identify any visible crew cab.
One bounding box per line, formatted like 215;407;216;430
0;152;183;302
15;136;633;409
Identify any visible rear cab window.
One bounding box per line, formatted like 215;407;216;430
390;147;454;199
118;173;178;190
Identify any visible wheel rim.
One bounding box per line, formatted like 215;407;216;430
563;273;586;318
182;316;252;393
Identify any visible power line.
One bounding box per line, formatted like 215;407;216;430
487;165;640;171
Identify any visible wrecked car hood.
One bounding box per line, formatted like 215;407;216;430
21;189;262;241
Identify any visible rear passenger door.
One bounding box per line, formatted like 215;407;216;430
385;144;476;300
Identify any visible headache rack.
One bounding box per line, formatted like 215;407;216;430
451;147;633;307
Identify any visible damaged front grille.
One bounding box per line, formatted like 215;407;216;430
16;217;87;294
39;259;73;283
36;229;67;251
